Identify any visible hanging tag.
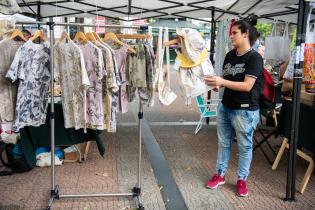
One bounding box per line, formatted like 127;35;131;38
300;43;305;62
173;59;181;71
201;60;214;76
295;46;301;65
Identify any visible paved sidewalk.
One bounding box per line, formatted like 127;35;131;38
151;125;315;210
0;126;165;210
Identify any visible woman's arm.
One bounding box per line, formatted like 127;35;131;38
204;76;256;92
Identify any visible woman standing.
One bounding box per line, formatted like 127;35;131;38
204;16;263;197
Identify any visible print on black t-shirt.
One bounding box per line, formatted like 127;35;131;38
222;49;264;111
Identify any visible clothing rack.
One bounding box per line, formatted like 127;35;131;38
16;20;146;210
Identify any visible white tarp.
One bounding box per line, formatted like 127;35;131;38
0;13;35;22
16;0;300;23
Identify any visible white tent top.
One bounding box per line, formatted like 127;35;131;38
17;0;302;23
0;13;35;22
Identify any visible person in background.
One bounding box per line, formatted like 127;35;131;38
204;15;263;197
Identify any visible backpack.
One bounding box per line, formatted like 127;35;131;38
259;67;275;110
243;50;276;110
0;141;33;176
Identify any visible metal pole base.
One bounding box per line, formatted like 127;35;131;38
132;187;144;210
46;185;59;210
283;197;297;202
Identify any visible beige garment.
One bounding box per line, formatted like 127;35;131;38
54;41;90;130
0;39;23;123
0;19;15;39
94;42;117;132
155;27;177;106
126;44;147;88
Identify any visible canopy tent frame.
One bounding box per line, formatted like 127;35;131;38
12;0;314;205
16;0;308;24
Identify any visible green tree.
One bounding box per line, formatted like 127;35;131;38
256;23;272;39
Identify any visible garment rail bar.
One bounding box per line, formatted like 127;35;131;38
16;21;145;210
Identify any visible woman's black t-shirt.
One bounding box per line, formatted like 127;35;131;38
222;49;264;111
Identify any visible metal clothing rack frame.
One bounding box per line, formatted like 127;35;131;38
16;20;146;210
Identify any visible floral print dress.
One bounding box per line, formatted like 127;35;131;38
78;42;105;130
54;40;90;130
6;40;51;132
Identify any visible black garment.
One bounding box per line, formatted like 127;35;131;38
222;49;264;110
19;103;105;168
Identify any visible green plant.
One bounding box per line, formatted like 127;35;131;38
256;23;272;39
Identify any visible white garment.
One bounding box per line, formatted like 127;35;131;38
0;131;19;144
215;20;232;76
36;152;63;167
154;27;177;106
178;60;212;105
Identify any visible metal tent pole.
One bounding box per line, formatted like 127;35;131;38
46;18;59;210
207;7;216;124
285;0;309;202
133;101;144;209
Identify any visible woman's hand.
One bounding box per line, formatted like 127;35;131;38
204;76;224;87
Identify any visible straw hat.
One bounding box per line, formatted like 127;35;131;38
175;28;207;68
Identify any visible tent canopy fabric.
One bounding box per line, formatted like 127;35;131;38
0;13;35;22
149;19;202;29
16;0;302;23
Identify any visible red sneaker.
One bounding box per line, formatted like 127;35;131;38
206;174;225;189
236;179;248;197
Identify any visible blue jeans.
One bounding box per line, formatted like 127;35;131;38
215;103;260;180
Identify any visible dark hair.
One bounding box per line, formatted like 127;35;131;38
233;15;260;46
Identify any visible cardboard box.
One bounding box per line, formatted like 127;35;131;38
64;151;79;163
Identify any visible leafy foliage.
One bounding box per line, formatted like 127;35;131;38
256;23;272;39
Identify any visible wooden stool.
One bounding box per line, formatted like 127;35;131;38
76;141;92;161
272;138;314;194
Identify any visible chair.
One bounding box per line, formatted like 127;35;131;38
194;95;220;134
253;83;283;164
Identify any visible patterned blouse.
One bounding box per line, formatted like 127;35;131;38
6;40;51;132
54;41;90;130
78;42;105;130
0;39;23;124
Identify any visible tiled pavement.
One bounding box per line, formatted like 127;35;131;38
1;113;314;210
150;125;315;210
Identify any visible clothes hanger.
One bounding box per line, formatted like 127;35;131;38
164;39;178;46
59;31;72;43
10;29;28;42
30;30;46;42
103;31;136;54
116;34;151;40
92;32;105;45
72;31;88;43
85;32;97;42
